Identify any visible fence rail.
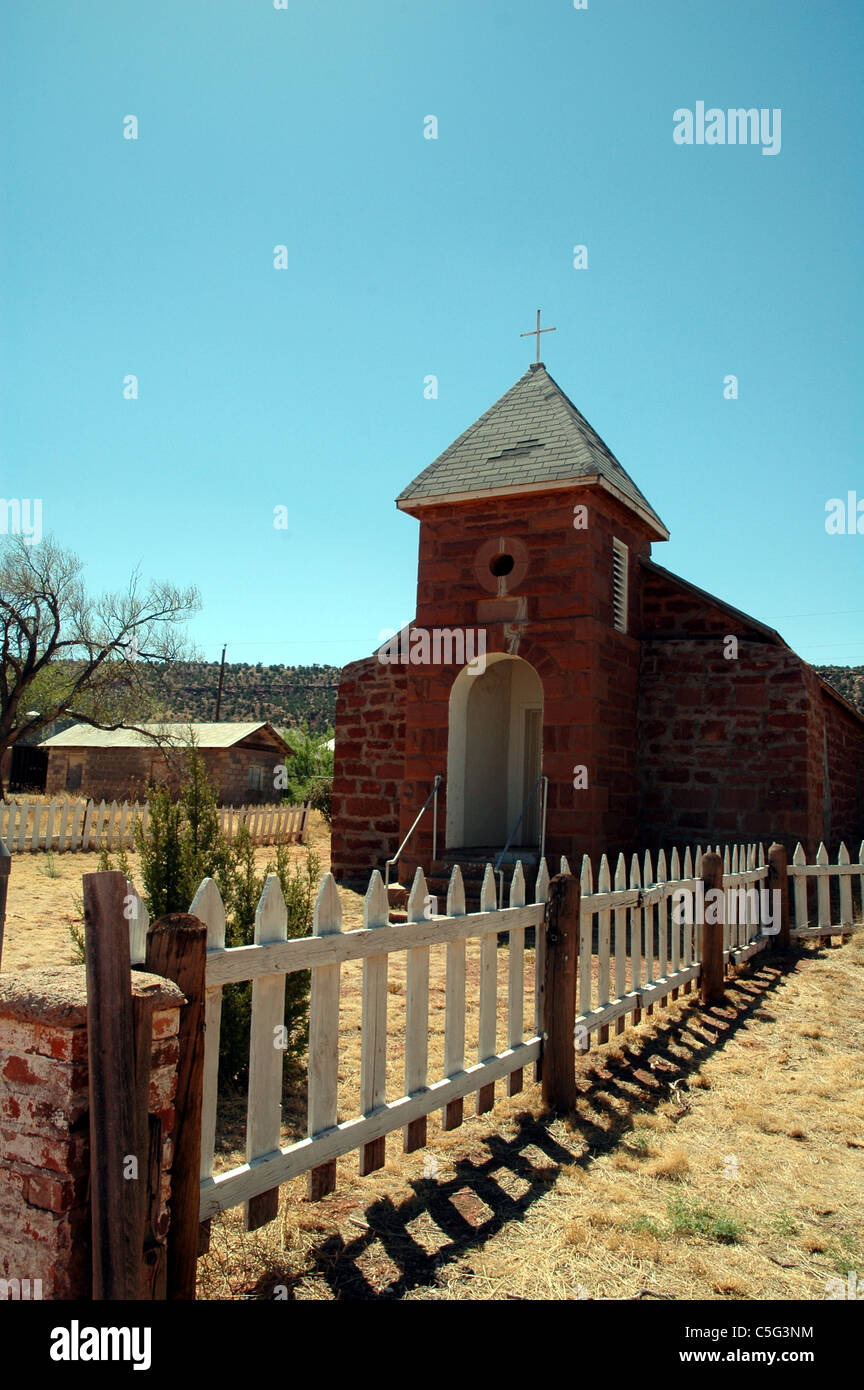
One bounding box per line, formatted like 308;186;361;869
0;796;311;853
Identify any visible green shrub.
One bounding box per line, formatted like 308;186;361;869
71;743;316;1093
215;834;317;1089
69;845;134;962
278;722;334;806
274;840;318;1073
38;851;62;879
133;781;188;917
308;775;332;824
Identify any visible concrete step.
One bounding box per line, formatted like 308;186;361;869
387;853;540;921
430;850;539;874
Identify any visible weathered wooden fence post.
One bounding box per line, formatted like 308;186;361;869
130;990;166;1299
541;872;580;1111
145;913;207;1301
700;851;725;1005
0;838;10;969
83;871;145;1299
768;842;791;951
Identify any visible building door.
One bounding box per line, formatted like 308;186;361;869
446;654;543;850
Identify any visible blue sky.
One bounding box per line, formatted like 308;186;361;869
2;0;862;668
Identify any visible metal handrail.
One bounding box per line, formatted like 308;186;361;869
384;774;443;889
494;774;549;903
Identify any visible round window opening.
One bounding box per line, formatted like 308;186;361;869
489;553;515;578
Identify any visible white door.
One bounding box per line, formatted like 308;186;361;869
520;707;542;845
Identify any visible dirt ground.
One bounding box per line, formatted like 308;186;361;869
0;814;337;973
2;823;862;1301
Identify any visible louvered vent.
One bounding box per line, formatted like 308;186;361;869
612;539;628;633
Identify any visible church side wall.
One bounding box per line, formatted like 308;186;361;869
820;684;864;851
637;639;824;855
330;655;407;884
639;560;864;856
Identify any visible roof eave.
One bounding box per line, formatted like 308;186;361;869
397;474;669;541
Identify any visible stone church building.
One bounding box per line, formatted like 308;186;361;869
331;362;864;890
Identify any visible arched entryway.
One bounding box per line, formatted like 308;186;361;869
446;654;543;850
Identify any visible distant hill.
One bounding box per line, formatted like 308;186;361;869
25;659;864;741
815;666;864;717
137;661;341;731
153;661;861;725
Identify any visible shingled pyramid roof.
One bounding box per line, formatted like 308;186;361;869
397;363;668;539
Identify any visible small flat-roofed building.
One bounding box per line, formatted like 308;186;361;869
41;721;292;805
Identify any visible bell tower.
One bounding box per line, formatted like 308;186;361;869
393;358;668;878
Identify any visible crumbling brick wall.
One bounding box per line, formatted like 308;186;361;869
0;966;184;1300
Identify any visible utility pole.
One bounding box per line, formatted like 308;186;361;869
214;645;227;721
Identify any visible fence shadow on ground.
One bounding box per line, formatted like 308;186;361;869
243;947;809;1301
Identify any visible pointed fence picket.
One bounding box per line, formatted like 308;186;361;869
191;874;227;1256
596;856;612;1043
404;869;431;1150
643;851;655;1017
359;871;390;1175
307;874;342;1199
507;862;526;1096
442;866;467;1130
629;854;643;1025
126;880;150;967
245;875;289;1231
839;844;853;939
578;855;593;1030
476;865;499;1117
657;849;669;993
613;853;628;1030
668;848;681;1000
533;857;549;1082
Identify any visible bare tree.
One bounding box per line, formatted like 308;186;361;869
0;534;201;795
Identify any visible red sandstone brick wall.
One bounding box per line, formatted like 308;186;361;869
820;687;864;851
638;563;864;856
641;561;777;643
331;656;407;883
637;638;821;853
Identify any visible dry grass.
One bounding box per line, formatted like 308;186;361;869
0;812;334;973
3;828;863;1301
196;930;864;1302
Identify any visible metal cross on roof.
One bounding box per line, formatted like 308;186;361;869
520;309;556;364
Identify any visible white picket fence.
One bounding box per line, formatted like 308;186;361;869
184;858;546;1225
790;841;863;938
572;839;862;1045
0;797;311;853
117;837;863;1227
